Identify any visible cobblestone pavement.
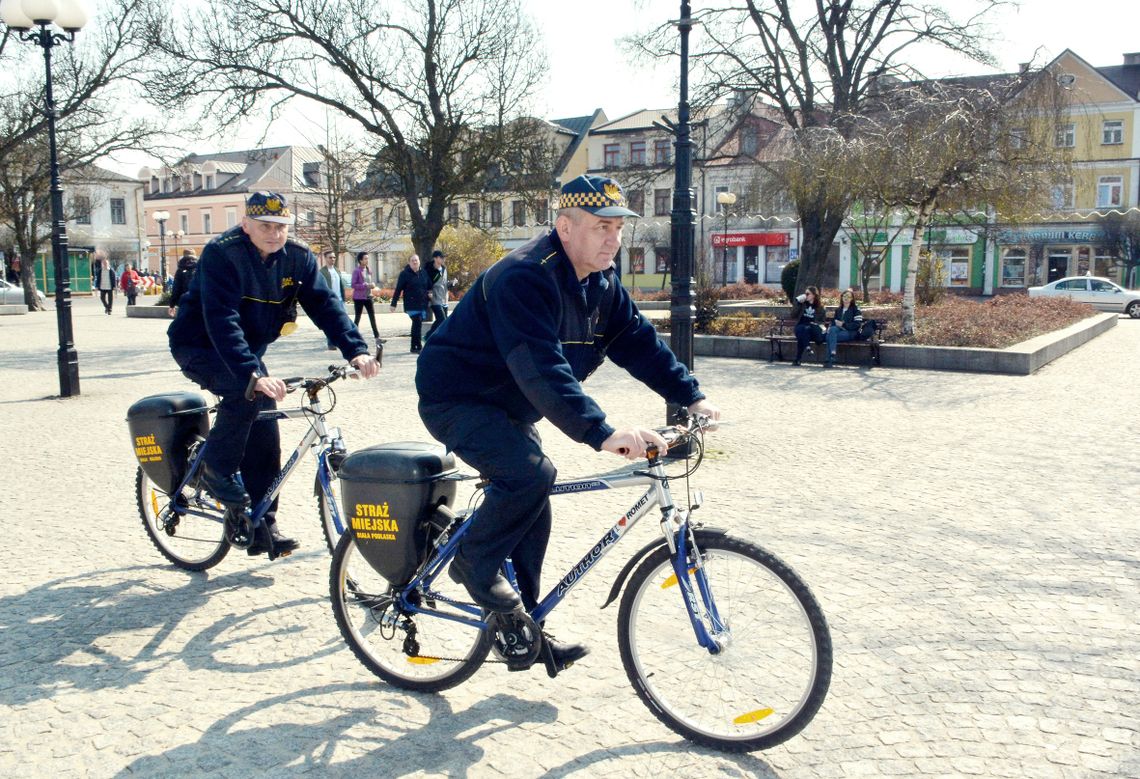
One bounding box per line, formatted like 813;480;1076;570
1;296;1137;778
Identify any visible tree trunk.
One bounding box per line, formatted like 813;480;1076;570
19;261;43;312
795;205;845;294
901;207;933;336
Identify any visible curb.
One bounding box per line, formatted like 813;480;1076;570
0;304;28;316
692;312;1118;375
125;305;172;319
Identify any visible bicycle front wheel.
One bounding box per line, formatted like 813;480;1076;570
137;466;229;571
618;532;832;752
316;475;342;554
330;533;490;693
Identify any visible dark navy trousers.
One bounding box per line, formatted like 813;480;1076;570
419;401;557;610
172;347;281;520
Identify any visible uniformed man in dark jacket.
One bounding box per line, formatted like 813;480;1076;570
169;191;380;558
416;175;719;669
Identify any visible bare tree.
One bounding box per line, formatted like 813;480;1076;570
0;0;162;309
1100;211;1140;289
630;0;1010;295
854;73;1070;333
145;0;546;260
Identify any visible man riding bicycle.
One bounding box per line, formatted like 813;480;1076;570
168;191;380;558
415;174;719;669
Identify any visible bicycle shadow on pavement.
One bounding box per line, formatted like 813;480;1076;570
0;564;277;706
113;682;560;777
538;741;780;778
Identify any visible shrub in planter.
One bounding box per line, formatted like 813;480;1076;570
781;260;799;302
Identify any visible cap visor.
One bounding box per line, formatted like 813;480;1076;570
591;206;641;218
251;215;295;224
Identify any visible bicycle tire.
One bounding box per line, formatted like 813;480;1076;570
617;532;832;752
330;532;490;692
316;476;342;554
137;466;229;571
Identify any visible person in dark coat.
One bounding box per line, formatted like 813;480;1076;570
790;286;826;365
389;254;431;352
167;191;381;558
425;249;451;342
93;253;117;315
824;288;863;367
168;251;198;317
416;174;720;670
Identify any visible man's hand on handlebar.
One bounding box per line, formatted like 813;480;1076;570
254;375;288;402
687;398;721;428
602;427;670;461
350;353;380;379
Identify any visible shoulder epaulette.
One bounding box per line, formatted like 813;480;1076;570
286;235;310;251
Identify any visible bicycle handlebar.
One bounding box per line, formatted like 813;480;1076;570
642;414;718;461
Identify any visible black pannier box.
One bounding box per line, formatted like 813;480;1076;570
127;392;210;493
338;442;457;585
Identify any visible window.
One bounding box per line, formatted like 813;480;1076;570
935;247;971;287
604;143;621;168
193;173;202;189
1010;128;1027;149
110;198;126;225
202;211;212;235
511;200;526;227
654;247;670;273
448;203;459;227
627;189;644;216
741;128;759;156
858;249;883;290
179;213;189;233
1054;123;1075;148
372;208;381;229
73;195;91;224
1051;182;1074;210
225;207;237;228
1056;278;1086;291
1097;176;1123;208
653;188;670;216
303;210;315;227
352;208;362;228
654;139;671;165
1000;248;1027;287
534;199;548;225
1102;120;1124;145
489;201;502;227
628;247;645;274
1090;279;1118;292
150;176;159;194
629;141;646;166
205;174;214;190
467;202;480;227
397;206;407;228
1093;249;1119;280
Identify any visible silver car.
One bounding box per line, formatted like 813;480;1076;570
0;279;46;306
1028;276;1140;318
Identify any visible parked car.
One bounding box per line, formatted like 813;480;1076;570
1028;276;1140;318
0;279;46;306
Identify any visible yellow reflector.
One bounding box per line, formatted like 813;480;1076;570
407;657;440;665
659;566;698;589
149;491;160;515
733;708;774;724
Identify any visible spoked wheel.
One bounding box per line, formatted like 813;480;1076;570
329;533;490;692
137;466;229;571
618;531;832;752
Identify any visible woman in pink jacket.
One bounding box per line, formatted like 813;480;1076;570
350;252;380;344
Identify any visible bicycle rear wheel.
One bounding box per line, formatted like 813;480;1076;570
330;533;490;692
618;532;831;752
137;466;229;571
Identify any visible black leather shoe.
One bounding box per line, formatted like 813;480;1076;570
448;555;521;612
545;634;589;670
247;524;300;558
201;466;250;507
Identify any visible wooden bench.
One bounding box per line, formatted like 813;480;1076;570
767;319;887;366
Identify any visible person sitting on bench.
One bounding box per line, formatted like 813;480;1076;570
792;286;827;366
824;288;863;367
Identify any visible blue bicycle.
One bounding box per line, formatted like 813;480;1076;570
129;365;360;571
329;415;832;752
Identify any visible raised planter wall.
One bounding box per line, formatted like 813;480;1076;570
125;304;173;319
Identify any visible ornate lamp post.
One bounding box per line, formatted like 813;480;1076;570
152;210;169;283
716;191;736;284
1;0;90;397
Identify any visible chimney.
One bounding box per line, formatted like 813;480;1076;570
1018;62;1030;74
1124;52;1140;66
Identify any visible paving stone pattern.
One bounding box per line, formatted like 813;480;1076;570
0;297;1137;778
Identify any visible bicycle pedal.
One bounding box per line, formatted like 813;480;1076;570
487;610;541;671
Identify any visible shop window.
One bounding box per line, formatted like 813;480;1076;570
935;247;971;287
653;188;670;216
1097;176;1123;208
628;247;645;274
1093;250;1119;280
604;143;621;168
1102;120;1123;145
1000;248;1026;287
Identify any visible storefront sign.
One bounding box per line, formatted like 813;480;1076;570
997;226;1106;244
711;232;790;248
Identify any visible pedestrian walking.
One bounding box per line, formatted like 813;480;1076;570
319;250;347;350
426;249;451;342
390;254;431;352
120;262;141;305
350;252;381;348
93;253;117;315
168;251;198;317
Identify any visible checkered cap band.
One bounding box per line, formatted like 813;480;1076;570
558;191;626;210
247;199;291;218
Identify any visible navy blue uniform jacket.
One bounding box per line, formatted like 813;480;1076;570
168;226;368;381
415;230;704;450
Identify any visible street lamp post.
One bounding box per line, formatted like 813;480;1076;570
716;191;736;285
173;228;185;270
1;0;91;398
152;211;169;284
666;0;696;427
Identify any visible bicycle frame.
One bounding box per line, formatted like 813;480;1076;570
392;455;725;652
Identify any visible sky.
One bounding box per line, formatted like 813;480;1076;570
104;0;1140;175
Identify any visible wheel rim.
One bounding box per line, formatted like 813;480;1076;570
626;548;822;743
139;471;226;566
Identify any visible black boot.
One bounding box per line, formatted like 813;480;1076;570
247;520;299;559
449;554;521;612
544;633;589;670
201;465;250;507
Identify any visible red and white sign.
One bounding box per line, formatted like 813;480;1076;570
711;232;790;248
